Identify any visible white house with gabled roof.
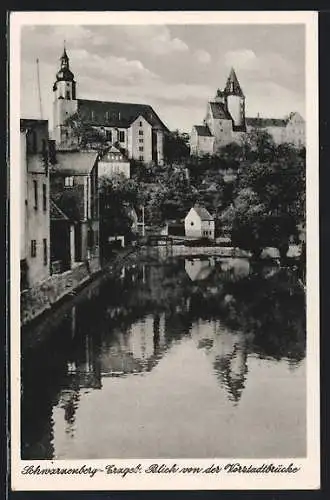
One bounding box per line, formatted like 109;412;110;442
184;204;215;240
98;145;131;179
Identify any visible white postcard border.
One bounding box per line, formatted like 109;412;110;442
10;10;320;491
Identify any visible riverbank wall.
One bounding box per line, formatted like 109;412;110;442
20;258;99;326
20;250;134;327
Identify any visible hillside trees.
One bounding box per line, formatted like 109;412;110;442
221;131;305;259
164;129;190;164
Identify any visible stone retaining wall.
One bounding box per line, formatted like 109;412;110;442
21;257;100;326
157;245;250;258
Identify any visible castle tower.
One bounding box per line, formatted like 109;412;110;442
224;68;246;131
52;45;78;148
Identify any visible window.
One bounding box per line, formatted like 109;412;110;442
139;130;143;136
190;221;194;226
139;155;144;161
139;121;143;126
91;110;95;120
31;240;37;258
139;146;144;152
87;229;94;248
43;239;47;265
43;183;47;211
31;131;37;153
119;131;125;143
66;90;70;100
106;130;112;141
105;111;109;121
33;180;38;209
42;139;47;156
64;176;74;187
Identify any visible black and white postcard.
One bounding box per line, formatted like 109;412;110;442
10;10;319;491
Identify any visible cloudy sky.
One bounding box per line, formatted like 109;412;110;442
20;23;305;133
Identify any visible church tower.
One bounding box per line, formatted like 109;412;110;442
224;68;246;131
52;46;78;148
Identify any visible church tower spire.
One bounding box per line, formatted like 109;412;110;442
53;43;76;95
52;45;78;149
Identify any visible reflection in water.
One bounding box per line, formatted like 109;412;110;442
21;255;306;459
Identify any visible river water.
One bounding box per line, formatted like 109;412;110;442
21;252;306;459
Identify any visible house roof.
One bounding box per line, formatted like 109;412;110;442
193;125;213;137
209;101;232;120
20;118;49;130
50;151;98;175
192;205;214;221
287;111;305;123
50;199;70;221
77;99;169;132
99;146;129;163
246;117;287;128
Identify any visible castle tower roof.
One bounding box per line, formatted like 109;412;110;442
224;67;244;97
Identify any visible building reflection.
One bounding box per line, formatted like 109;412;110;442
21;256;305;459
192;320;248;404
185;258;215;281
99;313;168;377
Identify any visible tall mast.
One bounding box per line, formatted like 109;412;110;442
36;58;43;119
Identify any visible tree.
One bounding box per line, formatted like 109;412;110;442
240;127;275;162
98;175;147;250
221;188;267;258
163;129;190;164
221;138;305;261
64;111;108;149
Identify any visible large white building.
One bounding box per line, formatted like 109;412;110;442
52;48;168;165
190;68;305;156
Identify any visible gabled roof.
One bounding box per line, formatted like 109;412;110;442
193;125;213;137
287;111;305;123
77;99;169;132
192;204;214;221
224;68;244;97
50;199;70;220
246;117;288;128
209;101;232;120
99;145;129;163
50;151;98;175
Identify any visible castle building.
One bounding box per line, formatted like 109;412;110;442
190;68;305;156
52;48;168;165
